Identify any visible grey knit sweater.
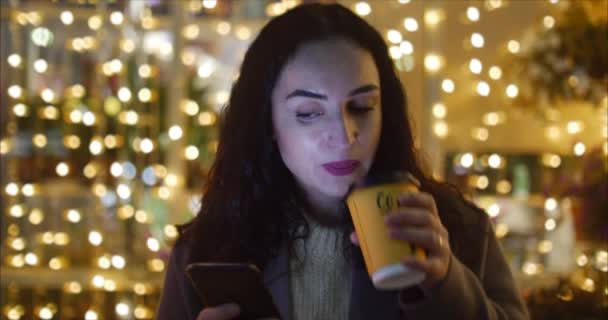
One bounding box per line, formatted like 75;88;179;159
289;220;352;320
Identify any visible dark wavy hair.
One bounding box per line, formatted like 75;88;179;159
180;3;465;269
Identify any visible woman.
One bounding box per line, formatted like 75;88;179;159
157;3;528;320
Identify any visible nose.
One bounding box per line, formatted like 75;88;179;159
327;112;359;149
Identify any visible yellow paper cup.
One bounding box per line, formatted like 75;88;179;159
346;172;426;290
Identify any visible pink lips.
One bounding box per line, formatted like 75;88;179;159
322;160;361;176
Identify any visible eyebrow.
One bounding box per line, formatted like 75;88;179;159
285;84;379;101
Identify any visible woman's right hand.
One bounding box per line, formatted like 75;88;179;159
196;303;241;320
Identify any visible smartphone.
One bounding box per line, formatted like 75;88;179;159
186;262;281;320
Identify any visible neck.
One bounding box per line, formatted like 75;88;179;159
298;190;349;228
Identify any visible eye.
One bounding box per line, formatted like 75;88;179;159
348;105;374;115
296;111;324;122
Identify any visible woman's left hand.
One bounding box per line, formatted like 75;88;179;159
350;192;451;291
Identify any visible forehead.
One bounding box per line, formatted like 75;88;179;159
276;38;379;93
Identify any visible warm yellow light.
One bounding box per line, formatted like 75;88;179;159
460;153;474;168
84;163;99;179
433;121;448;138
82;111;96;126
216;21;231;35
354;2;371;16
10;254;25;268
136;209;151;223
98;255;111;269
43;106;59;120
574;142;586;156
483;111;505;126
41;88;55;103
118;205;135;220
64;281;82;294
399;0;411;3
215;91;230;105
168;126;183;140
8;85;24;99
33;134;48;148
197;61;214;78
522;262;543;275
34;59;48;73
85;310;98;320
6;182;20;196
495;223;509;238
164;225;178;238
198;111;217;126
566;121;583;134
117;184;132;199
29;208;44;225
41;232;54;244
25;252;38;265
432;103;447;119
424;9;444;27
65;209;81;223
13;103;28;117
581;278;595;292
183;145;199;160
475;175;489;189
9;204;25;218
158;186;171;200
403;17;418;32
92;274;105;288
489;66;502;80
470;33;484;48
545;197;558;211
181;50;197;66
138;88;152;102
88;15;103;30
266;2;287;17
424;53;443;72
1;139;11;155
148;258;165;272
147;238;160;252
139;64;152;78
183;24;200;40
545;218;556;230
110;11;124;25
134;283;148;295
88;231;103;246
399;41;413;55
10;237;25;251
38;306;53;320
120;38;135;53
387;29;402;44
203;0;217;9
54;232;70;246
182;100;200;116
506;84;519;98
121;110;139;125
8;53;22;67
441;79;455;93
110;162;123;178
140;138;154;154
56;162;70;176
60;11;74;25
389;46;402;60
104;279;117;291
542;153;561;168
476;81;490;96
487;203;500;217
469;58;482;74
235;26;252;40
507;40;520;53
545;125;561;140
466;6;480;22
543;15;555;29
485;0;503;10
112;255;126;269
488;154;502;168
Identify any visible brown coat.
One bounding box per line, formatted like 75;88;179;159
156;191;529;319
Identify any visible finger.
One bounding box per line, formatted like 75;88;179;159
385;208;434;227
398;192;439;216
388;227;445;254
350;231;360;246
197;303;240;320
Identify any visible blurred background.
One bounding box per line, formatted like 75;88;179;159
0;0;606;319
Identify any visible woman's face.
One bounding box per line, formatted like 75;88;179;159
271;38;382;206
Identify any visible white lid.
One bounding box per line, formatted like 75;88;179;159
372;263;426;290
